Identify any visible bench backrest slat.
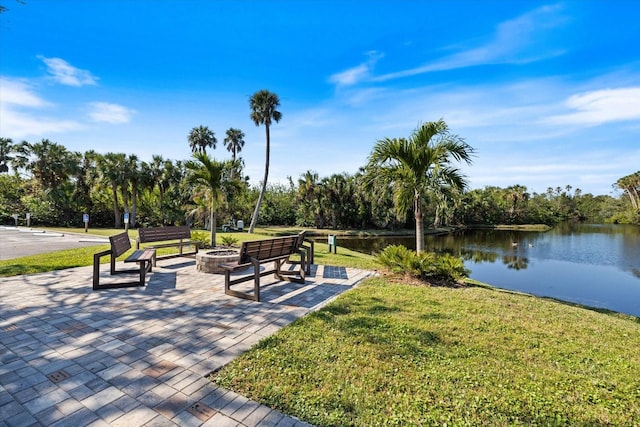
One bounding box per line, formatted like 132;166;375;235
138;225;191;243
238;235;299;264
109;232;132;258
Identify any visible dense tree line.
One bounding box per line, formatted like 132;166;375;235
0;135;637;231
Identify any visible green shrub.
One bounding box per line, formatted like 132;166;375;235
377;244;469;282
191;231;211;248
220;235;239;247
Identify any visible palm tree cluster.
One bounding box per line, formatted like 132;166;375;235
2;117;633;240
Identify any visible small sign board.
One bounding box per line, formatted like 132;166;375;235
83;213;89;223
26;213;30;220
124;213;129;223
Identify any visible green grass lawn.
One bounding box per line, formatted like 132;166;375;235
4;226;639;425
213;278;640;426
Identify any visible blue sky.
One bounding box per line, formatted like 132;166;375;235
1;1;639;196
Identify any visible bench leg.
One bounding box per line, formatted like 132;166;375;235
274;260;284;281
93;253;101;290
252;259;261;302
138;259;154;286
224;267;261;302
93;249;112;290
300;252;306;282
139;261;146;286
224;270;231;294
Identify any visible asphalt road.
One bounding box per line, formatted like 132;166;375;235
0;226;109;260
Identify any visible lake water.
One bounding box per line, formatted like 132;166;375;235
328;223;640;317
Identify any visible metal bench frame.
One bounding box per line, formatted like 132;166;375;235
221;234;307;302
93;232;156;290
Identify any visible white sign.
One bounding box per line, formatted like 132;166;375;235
83;213;89;223
26;213;30;220
124;213;129;223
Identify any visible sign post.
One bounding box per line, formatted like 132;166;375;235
83;213;89;233
123;213;129;231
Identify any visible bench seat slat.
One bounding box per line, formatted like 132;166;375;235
125;249;156;263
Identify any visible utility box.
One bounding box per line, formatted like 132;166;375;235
237;220;244;231
328;235;337;253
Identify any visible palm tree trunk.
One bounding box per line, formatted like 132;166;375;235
131;186;138;227
112;184;121;228
159;188;166;226
210;200;217;247
248;124;270;233
415;195;425;253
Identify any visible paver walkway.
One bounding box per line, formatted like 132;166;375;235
0;258;375;426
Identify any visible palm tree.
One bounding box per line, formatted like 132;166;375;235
224;128;245;162
188;125;217;154
72;150;97;215
184;152;235;247
616;172;640;211
248;89;282;233
297;170;321;227
366;119;474;253
0;137;15;173
96;152;127;228
123;154;141;227
23;139;77;191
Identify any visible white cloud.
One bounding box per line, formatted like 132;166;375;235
87;102;135;123
39;56;98;86
329;51;384;87
0;77;49;107
544;87;640;126
0;107;82;138
0;77;82;138
371;4;566;82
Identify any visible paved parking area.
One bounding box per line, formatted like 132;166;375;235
0;227;108;261
0;258;375;426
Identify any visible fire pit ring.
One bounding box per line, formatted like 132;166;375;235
196;249;240;274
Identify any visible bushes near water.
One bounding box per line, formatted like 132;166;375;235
377;244;469;282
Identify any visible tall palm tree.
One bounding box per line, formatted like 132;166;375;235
248;89;282;233
188;125;217;154
184;152;234;247
366;119;474;253
224;127;245;162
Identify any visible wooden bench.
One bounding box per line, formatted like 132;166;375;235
93;232;156;290
136;225;199;266
222;234;307;302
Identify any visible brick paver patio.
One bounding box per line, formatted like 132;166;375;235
0;258;375;426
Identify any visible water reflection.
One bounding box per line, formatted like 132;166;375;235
326;223;640;316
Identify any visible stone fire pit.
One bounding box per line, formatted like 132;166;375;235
196;248;240;274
